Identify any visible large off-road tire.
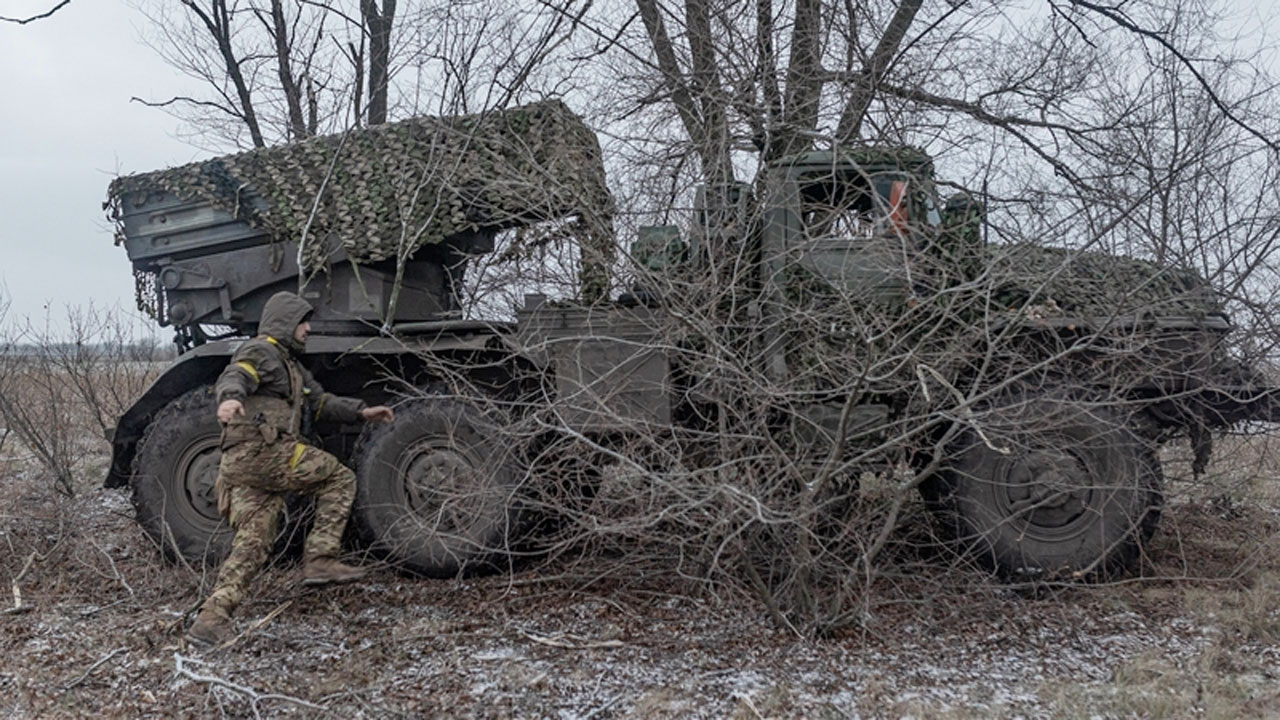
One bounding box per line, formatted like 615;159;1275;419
353;397;524;577
924;397;1163;579
131;386;233;566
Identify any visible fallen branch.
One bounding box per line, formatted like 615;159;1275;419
218;599;292;650
63;647;127;690
582;695;623;720
518;628;624;650
90;538;136;603
174;652;327;713
4;551;37;615
78;598;128;617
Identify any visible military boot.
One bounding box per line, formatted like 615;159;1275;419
187;607;234;648
302;556;367;586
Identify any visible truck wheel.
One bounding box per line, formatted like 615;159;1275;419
927;398;1163;579
353;397;523;577
131;386;232;566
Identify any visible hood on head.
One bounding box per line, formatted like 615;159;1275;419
258;291;314;351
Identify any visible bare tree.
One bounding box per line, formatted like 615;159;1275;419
257;0;322;139
499;0;1280;628
130;0;408;147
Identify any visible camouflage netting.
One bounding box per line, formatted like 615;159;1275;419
781;237;1230;396
107;99;614;300
987;244;1225;321
827;145;934;173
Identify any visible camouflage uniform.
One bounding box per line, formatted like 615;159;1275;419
198;292;367;622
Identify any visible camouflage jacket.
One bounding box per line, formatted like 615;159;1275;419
215;292;366;448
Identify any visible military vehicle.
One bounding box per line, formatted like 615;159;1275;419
104;100;1280;580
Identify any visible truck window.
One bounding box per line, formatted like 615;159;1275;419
798;169;918;241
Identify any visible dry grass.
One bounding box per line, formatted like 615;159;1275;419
0;358;164;499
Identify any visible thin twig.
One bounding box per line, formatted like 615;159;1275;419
79;598;128;617
1066;0;1280;154
0;0;71;24
90;538;136;603
518;628;624;650
582;695;623;720
63;647;127;690
218;599;292;650
297;129;353;288
919;363;1010;454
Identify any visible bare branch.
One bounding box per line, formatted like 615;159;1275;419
0;0;71;24
1066;0;1280;153
62;648;128;691
130;94;238;116
834;0;924;143
635;0;713;170
173;653;328;712
176;0;266;147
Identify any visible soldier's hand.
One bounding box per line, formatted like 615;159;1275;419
217;399;245;424
361;405;395;424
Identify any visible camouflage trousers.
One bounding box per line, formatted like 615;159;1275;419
200;438;355;618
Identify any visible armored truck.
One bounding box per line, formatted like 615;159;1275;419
104;100;1280;580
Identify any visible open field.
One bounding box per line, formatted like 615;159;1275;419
2;390;1280;719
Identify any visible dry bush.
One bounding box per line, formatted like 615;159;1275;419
473;192;1270;637
0;301;167;498
430;0;1280;637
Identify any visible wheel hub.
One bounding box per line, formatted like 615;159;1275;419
177;439;222;524
1003;448;1091;529
400;443;488;531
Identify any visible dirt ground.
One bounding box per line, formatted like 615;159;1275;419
3;440;1280;719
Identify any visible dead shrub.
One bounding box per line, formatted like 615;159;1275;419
0;299;167;497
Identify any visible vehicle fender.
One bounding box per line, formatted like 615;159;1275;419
103;342;238;488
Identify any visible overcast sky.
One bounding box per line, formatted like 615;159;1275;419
0;1;208;335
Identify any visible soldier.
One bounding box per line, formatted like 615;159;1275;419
186;291;395;647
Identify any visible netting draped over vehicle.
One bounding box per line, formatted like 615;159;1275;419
987;244;1224;320
107;99;614;299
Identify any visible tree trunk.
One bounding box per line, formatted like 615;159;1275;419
636;0;734;184
776;0;822;157
181;0;265;147
834;0;923;143
361;0;396;126
267;0;308;140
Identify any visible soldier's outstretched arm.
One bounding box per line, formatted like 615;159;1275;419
215;343;273;421
298;364;367;424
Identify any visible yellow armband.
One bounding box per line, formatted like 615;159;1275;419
233;361;259;383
